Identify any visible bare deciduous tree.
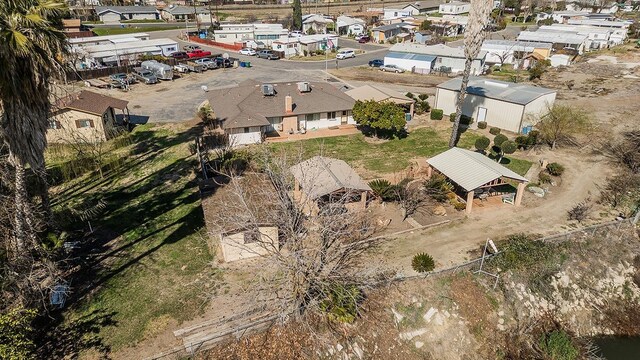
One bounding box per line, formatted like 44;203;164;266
208;149;388;322
536;104;592;149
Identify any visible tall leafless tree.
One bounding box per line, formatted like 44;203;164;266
449;0;493;148
207;149;388;321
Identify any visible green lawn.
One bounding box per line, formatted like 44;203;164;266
270;128;481;175
49;124;215;353
92;26;183;36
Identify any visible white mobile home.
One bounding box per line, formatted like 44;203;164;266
75;38;179;67
438;1;471;15
69;33;151;47
481;40;552;66
385;43;486;75
434;77;556;133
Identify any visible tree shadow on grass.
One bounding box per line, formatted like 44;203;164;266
37;309;117;359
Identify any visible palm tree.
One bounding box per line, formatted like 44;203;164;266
0;0;68;254
448;0;493;148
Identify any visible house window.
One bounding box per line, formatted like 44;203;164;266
244;127;250;133
328;111;337;120
243;231;260;244
76;119;94;128
305;113;320;122
48;120;61;130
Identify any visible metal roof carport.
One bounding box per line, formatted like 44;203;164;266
426;148;529;214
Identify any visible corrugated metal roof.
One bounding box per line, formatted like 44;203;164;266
290;156;371;200
436;76;556;105
427;148;528;192
389;43;487;60
517;30;587;45
385;51;436;62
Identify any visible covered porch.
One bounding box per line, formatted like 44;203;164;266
426;148;528;214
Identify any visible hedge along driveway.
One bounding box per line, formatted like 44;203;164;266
270;128;483;177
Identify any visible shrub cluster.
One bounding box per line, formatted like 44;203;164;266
449;112;473;125
546;162;565;176
477;121;487;129
489;127;501;135
430;109;443;120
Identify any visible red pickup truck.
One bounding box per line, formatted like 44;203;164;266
187;49;212;59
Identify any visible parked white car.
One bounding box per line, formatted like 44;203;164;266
173;64;189;73
289;30;303;37
239;48;257;56
336;49;356;60
195;58;217;69
380;64;405;73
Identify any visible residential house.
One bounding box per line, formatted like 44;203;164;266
383;8;413;20
302;14;334;34
566;0;618;14
540;24;623;49
48;90;129;143
160;5;210;22
434;77;556;133
73;38;179;67
337;15;366;36
549;10;590;23
427;14;468;37
213;23;288;47
438;1;471;15
207;81;356;146
272;37;301;58
426;148;529;214
95;6;159;23
345;85;415;119
517;29;588;54
69;32;150;47
201;173;279;263
291;156;371;212
384;43;486;74
413;31;433;44
371;23;411;43
403;1;443;15
481;40;552;67
298;34;339;54
566;19;630;44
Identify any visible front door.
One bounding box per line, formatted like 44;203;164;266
477;107;487;123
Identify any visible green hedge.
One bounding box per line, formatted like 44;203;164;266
449;112;473;125
430;109;443;120
477;121;487;129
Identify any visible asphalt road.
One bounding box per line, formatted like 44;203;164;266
149;30;389;70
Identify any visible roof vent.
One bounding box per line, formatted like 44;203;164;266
297;82;311;93
261;84;275;96
483;80;509;88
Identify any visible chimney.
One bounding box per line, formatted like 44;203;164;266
285;95;293;113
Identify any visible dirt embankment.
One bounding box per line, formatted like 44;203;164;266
198;223;640;360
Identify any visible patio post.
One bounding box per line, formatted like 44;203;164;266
465;190;474;214
426;165;432;179
515;182;526;206
360;191;367;209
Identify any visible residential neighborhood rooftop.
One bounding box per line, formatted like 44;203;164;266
427;148;528;192
390;43;487;60
436;77;556;105
517;30;588;45
95;6;158;14
482;39;553;50
54;90;129;116
290;156;372;200
207;81;355;130
345;85;415;105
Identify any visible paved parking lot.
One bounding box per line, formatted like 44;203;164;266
79;32;391;123
87;63;346;123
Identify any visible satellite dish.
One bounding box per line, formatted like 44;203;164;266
222;53;229;59
201;85;209;92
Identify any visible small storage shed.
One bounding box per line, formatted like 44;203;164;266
290;156;371;211
201;174;279;263
426;148;529;214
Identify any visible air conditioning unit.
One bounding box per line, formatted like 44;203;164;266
297;81;311;93
261;84;275;96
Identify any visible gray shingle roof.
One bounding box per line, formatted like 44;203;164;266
208;81;355;130
404;1;443;11
95;6;158;15
427;148;528;192
436;76;556;105
162;6;210;15
290;156;371;200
